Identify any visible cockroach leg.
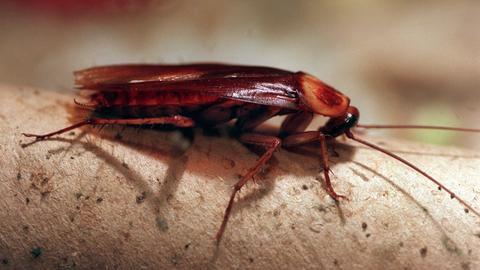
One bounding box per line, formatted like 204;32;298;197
197;100;242;125
280;111;314;136
23;121;91;141
235;107;281;132
216;133;281;244
283;131;345;200
22;115;194;141
319;134;346;200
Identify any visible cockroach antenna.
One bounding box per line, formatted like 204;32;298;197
345;130;480;217
356;124;480;133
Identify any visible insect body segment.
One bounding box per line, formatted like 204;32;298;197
298;73;350;117
22;63;479;244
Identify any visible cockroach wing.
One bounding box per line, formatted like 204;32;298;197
77;65;300;109
75;64;292;87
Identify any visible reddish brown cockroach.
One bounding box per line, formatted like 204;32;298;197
22;63;480;243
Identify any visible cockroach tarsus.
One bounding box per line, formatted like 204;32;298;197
22;63;480;244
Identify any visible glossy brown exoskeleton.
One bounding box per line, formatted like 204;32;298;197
23;63;479;243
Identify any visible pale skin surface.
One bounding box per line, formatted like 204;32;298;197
0;84;479;269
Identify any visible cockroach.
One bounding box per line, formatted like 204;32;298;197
22;63;480;243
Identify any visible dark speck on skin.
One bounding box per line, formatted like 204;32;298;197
442;236;461;255
302;184;308;190
316;205;327;213
96;197;103;203
156;216;169;232
365;233;371;238
170;254;179;266
361;222;367;231
75;192;83;200
31;247;43;258
462;262;471;270
136;192;147;204
1;258;8;265
420;247;428;258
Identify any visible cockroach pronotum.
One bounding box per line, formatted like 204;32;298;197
22;63;480;243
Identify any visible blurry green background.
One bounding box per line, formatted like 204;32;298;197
1;0;479;148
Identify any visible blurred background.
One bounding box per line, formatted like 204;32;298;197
1;0;479;148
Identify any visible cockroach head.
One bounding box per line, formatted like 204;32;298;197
298;73;350;117
320;106;360;137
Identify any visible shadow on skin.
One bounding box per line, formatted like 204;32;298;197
21;131;188;233
20;124;357;244
93;124;356;201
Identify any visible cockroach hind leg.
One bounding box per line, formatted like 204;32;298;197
22;115;195;142
22;120;91;141
22;133;47;141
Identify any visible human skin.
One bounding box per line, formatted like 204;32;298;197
0;84;479;269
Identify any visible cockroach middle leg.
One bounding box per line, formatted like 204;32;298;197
22;115;195;141
283;131;345;200
216;133;281;244
279;111;314;136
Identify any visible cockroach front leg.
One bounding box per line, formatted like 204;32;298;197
22;115;194;141
216;133;281;243
283;131;346;200
279;111;314;136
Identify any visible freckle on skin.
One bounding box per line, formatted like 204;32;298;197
420;247;427;258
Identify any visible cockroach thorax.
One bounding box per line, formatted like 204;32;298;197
298;73;350;117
